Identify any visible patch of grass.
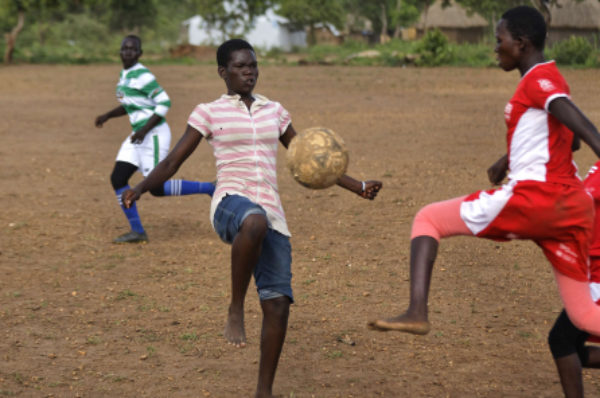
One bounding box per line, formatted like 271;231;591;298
325;350;343;359
86;335;101;345
180;332;199;341
115;289;137;300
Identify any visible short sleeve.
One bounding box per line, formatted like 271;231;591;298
274;102;291;136
524;71;569;112
187;104;212;137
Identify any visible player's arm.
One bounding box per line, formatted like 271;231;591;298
549;97;600;158
131;80;171;143
123;124;203;208
130;114;163;144
280;124;382;200
487;154;508;185
95;105;126;127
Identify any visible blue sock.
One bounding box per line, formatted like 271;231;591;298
163;180;215;196
115;186;145;234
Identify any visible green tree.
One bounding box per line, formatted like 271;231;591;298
274;0;344;45
343;0;430;43
186;0;274;38
1;0;25;63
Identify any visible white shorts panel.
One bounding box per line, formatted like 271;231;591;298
115;123;171;176
459;181;515;235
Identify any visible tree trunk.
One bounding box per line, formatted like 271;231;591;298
4;10;25;64
423;3;430;34
307;23;316;46
393;0;403;39
379;3;390;44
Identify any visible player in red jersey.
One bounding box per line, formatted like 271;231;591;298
548;161;600;398
369;6;600;341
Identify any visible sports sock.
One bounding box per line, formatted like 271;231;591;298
163;180;215;196
115;186;145;234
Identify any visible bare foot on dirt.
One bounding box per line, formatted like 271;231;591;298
224;306;246;347
367;313;431;335
255;392;280;398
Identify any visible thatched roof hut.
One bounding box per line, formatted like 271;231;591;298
413;0;600;45
415;0;488;44
548;0;600;44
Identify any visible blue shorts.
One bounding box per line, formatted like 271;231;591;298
213;194;293;302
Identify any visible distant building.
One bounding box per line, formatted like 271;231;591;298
415;0;488;44
183;8;306;51
413;0;600;45
547;0;600;44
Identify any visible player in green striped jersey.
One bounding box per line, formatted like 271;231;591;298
95;35;214;244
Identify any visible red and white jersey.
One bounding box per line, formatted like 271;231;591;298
584;162;600;303
504;61;579;186
584;160;600;259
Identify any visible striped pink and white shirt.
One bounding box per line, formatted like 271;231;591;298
188;94;292;236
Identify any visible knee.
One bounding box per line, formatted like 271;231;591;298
110;169;128;191
241;214;268;242
548;313;579;359
548;323;566;355
262;296;290;319
412;204;439;240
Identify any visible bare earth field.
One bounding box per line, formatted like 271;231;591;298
1;63;600;398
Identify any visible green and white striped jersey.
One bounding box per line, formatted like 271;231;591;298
116;63;171;132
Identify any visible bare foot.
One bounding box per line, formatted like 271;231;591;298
224;306;246;347
255;392;280;398
367;313;431;335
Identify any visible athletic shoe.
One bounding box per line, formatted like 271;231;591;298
113;231;148;244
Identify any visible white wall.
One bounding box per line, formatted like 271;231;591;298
184;8;306;51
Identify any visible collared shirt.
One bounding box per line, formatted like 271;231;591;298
188;93;292;236
116;62;171;132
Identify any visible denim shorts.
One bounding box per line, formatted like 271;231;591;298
213;194;293;302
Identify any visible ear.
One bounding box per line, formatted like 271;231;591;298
217;65;226;80
515;36;528;52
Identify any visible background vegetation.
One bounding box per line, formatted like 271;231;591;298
1;0;599;67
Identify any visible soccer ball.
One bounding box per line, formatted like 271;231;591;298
286;127;349;189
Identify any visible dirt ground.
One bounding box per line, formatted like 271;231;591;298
1;63;600;398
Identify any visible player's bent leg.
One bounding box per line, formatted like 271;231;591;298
585;346;600;368
553;269;600;336
554;354;585;398
110;162;147;243
548;310;588;398
369;197;471;334
256;296;290;398
225;214;268;347
158;180;215;197
368;236;437;334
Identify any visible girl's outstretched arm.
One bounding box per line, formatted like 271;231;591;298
549;97;600;157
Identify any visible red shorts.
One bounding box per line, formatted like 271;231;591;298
461;180;594;281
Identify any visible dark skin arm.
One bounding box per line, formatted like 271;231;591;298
123;124;202;208
280;124;382;199
487;154;509;186
129;113;163;144
95;105;126;127
488;97;600;186
94;105;163;144
549;97;600;156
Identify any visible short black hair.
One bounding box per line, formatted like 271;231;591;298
501;6;546;51
217;39;255;67
123;34;142;51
